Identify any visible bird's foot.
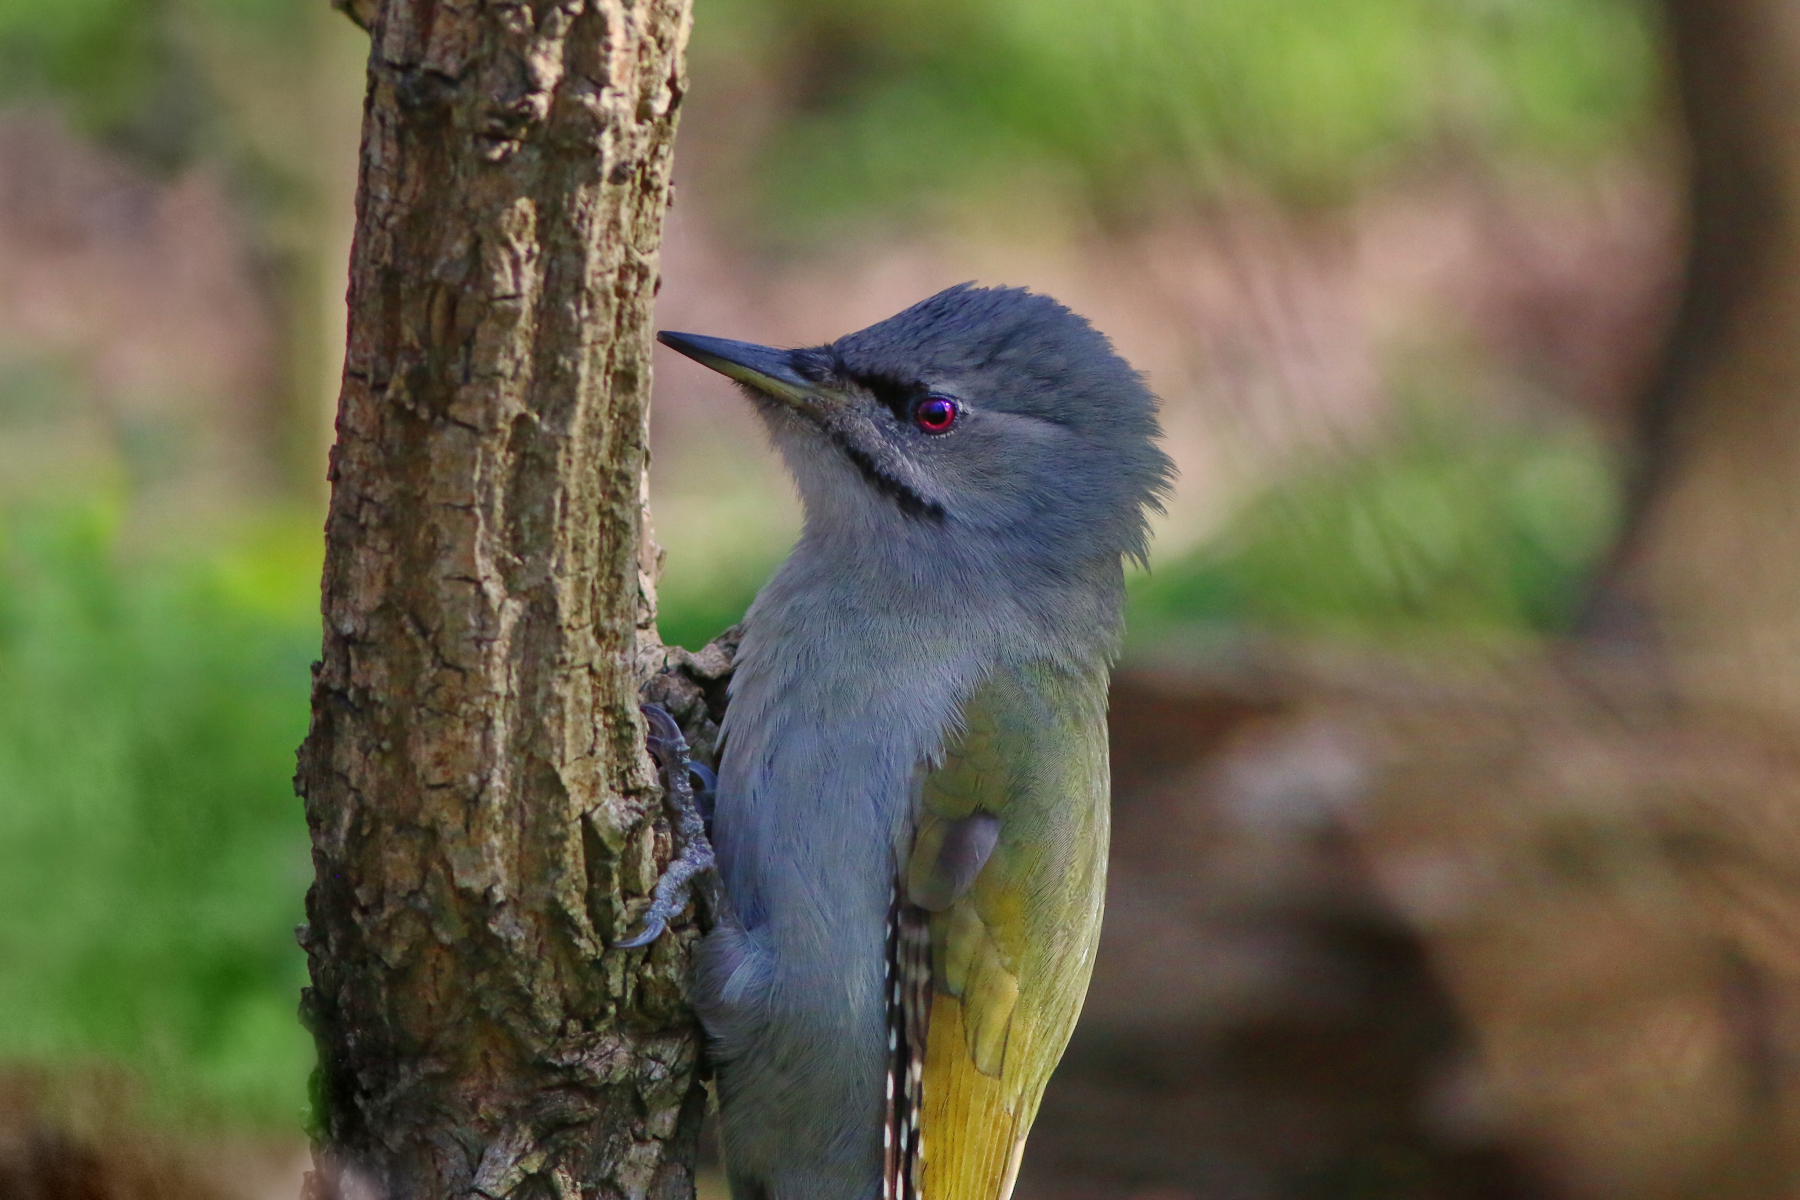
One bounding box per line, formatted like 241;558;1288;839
616;704;722;948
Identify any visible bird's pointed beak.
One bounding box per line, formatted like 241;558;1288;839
657;331;842;419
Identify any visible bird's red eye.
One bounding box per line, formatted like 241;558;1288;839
913;395;959;434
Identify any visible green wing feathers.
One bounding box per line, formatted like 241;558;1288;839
907;664;1111;1200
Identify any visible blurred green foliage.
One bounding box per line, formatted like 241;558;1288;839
0;499;318;1129
658;559;765;654
0;0;166;141
6;0;1659;223
1129;412;1619;648
652;481;802;651
697;0;1659;236
0;0;303;167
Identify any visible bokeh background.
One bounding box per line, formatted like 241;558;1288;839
6;0;1774;1196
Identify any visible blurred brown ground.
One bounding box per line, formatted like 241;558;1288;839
1027;653;1800;1200
0;1069;305;1200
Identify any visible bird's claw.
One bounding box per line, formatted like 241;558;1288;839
614;911;671;950
616;703;721;948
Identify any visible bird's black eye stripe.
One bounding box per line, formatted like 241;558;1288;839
795;352;923;422
851;372;927;424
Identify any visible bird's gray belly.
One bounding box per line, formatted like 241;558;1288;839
697;913;889;1200
699;630;962;1199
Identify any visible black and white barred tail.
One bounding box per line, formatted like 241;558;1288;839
883;886;933;1200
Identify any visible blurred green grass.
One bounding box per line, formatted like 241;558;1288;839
0;499;319;1129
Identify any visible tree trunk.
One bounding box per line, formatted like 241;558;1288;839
1602;0;1800;721
294;2;700;1197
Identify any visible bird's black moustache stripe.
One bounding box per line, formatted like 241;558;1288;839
788;348;942;520
835;438;946;523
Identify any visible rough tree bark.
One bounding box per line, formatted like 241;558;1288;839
294;2;702;1198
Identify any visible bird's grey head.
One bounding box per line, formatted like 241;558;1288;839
659;284;1173;581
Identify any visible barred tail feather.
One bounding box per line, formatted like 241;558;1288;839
884;890;933;1200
